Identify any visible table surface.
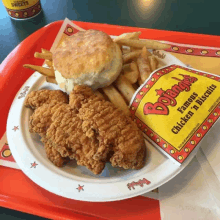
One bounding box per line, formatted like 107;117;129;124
1;0;220;64
1;0;220;219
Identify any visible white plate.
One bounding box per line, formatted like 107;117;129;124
7;51;194;202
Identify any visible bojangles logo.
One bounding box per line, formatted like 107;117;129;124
127;178;151;190
143;74;198;115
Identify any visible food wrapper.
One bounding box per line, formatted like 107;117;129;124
50;18;85;53
130;64;220;165
0;133;18;169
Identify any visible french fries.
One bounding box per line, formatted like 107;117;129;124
122;63;131;72
115;75;136;103
122;47;130;54
94;90;105;99
132;83;139;90
138;77;143;86
114;32;142;53
45;59;53;68
130;61;139;72
23;64;55;77
136;47;152;83
149;55;158;71
137;56;151;83
41;48;54;68
123;50;142;63
34;52;52;60
123;70;137;84
123;62;139;84
114;31;141;42
46;77;57;84
116;39;170;50
102;85;130;115
141;46;152;57
41;48;51;54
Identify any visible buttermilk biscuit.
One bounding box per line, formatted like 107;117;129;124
53;30;122;92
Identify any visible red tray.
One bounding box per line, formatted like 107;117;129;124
1;20;220;219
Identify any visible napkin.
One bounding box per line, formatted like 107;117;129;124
159;120;220;220
201;121;220;182
159;154;220;220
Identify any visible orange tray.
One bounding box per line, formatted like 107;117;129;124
1;20;220;219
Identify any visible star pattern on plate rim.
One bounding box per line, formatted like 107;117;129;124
76;184;84;192
30;161;38;168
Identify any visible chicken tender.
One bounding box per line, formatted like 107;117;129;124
27;91;106;174
43;138;69;167
70;85;146;170
45;104;105;174
29;102;60;136
26;86;146;174
25;89;68;109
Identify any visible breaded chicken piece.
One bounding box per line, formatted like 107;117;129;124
25;89;68;109
29;101;59;136
70;85;146;170
29;101;69;167
45;104;105;174
43;138;69;167
27;86;145;174
29;100;105;174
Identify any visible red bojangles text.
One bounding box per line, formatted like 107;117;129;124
127;178;151;190
143;74;198;116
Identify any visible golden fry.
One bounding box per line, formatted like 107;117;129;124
41;48;51;54
98;89;109;101
102;85;130;115
124;71;138;84
122;63;131;72
130;61;139;72
46;77;57;84
45;59;53;67
136;47;152;82
122;47;130;54
114;32;141;42
115;75;136;102
123;50;142;63
34;52;52;60
138;77;143;86
118;45;123;53
94;90;105;99
23;64;55;77
149;56;158;71
129;34;141;51
132;83;139;90
141;46;152;57
123;62;139;84
116;39;170;50
137;55;151;83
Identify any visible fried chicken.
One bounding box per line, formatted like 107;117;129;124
27;92;106;174
25;89;68;109
70;85;146;170
44;104;106;174
43;138;69;167
28;102;70;167
25;86;146;174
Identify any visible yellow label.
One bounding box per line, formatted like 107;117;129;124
2;0;39;10
134;66;220;151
